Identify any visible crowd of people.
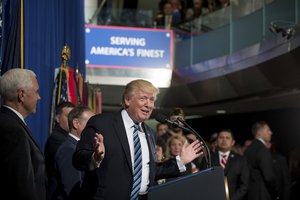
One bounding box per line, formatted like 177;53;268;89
0;68;299;200
0;68;203;200
154;0;235;30
155;107;298;200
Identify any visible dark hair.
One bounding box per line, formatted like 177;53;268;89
251;121;268;136
55;101;75;115
156;122;167;130
218;129;235;140
67;106;93;131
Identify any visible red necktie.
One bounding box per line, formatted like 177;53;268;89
221;154;227;169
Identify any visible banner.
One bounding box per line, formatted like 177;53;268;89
85;25;174;88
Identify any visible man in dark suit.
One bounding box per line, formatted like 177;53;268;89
0;68;46;200
211;130;249;200
73;79;204;200
45;101;75;200
155;1;182;29
244;121;279;200
55;106;95;199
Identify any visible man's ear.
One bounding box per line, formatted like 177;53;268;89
72;118;79;130
231;140;236;147
124;96;130;107
55;114;60;123
17;89;25;103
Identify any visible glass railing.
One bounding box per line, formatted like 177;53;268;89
85;0;299;69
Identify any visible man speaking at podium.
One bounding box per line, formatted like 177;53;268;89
73;79;204;200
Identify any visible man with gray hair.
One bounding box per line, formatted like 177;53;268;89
0;68;46;200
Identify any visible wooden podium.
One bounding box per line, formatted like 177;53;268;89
148;167;227;200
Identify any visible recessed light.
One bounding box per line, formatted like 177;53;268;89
216;110;226;114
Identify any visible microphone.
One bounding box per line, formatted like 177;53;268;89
177;117;212;168
155;113;191;132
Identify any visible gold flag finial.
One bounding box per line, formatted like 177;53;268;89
61;44;71;68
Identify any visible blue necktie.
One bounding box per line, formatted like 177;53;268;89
130;124;142;200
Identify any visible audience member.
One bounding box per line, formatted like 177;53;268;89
44;101;75;200
185;0;210;21
155;144;165;162
266;141;291;200
156;122;169;138
155;1;182;29
231;142;243;155
209;132;218;153
241;139;252;155
244;121;279;200
289;146;300;200
169;0;185;20
212;129;249;200
0;68;46;200
156;122;169;152
73;79;204;199
55;106;95;200
165;135;199;179
184;0;211;33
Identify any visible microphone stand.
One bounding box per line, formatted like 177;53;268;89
177;118;211;169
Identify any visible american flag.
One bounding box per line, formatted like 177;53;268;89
57;67;68;105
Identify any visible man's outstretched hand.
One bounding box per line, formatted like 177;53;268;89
180;140;204;165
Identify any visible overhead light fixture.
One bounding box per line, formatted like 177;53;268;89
216;110;226;114
269;20;296;40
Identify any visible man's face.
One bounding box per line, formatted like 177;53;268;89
217;131;235;152
125;90;155;123
258;125;272;142
157;124;168;136
56;107;73;132
21;76;41;116
163;3;173;15
76;110;95;136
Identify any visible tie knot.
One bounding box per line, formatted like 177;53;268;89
133;124;139;131
222;154;227;158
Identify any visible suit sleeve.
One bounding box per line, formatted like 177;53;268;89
259;146;279;199
73;124;96;171
231;157;249;200
56;145;81;197
10;127;39;200
155;158;181;180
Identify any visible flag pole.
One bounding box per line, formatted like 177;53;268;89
20;0;24;69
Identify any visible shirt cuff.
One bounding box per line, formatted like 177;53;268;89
89;152;102;170
176;155;186;172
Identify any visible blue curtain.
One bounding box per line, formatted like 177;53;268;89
0;0;21;74
21;0;85;150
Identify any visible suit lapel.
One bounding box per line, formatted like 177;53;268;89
113;113;133;174
224;152;235;175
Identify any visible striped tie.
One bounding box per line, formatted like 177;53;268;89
221;154;227;169
130;124;142;200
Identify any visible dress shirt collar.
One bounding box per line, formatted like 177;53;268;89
69;133;80;141
218;150;230;158
3;105;26;124
256;137;266;146
121;109;141;130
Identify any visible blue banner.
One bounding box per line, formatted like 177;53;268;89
85;25;173;69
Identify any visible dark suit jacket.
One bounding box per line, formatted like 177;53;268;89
0;106;46;200
55;134;84;200
73;110;181;200
45;125;69;199
244;139;279;200
211;151;249;200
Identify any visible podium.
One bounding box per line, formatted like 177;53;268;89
148;167;227;200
